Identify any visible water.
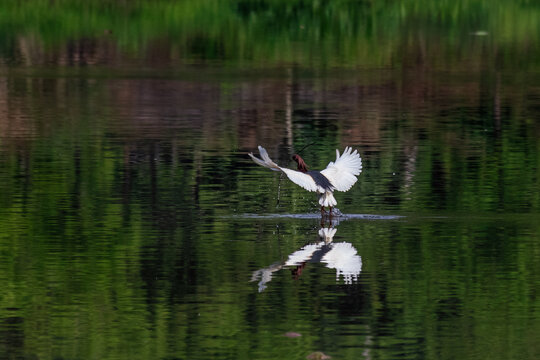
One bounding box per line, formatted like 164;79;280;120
2;72;539;360
0;70;539;360
1;2;540;359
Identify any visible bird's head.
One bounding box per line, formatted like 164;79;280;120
292;154;309;173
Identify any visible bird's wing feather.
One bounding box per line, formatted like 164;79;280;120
320;147;362;192
249;146;318;192
248;146;281;171
280;168;318;192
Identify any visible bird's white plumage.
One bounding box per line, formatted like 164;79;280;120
319;191;337;207
280;168;319;192
249;145;362;207
249;146;320;193
320;147;362;192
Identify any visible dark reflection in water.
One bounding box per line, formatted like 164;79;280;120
0;65;539;360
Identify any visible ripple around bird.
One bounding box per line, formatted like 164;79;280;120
231;213;405;220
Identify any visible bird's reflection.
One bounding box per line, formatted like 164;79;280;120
251;224;362;292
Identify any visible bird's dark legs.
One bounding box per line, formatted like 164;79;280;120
320;206;334;225
320;207;334;215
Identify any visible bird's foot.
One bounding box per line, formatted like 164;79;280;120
320;208;342;227
320;207;342;217
321;208;344;226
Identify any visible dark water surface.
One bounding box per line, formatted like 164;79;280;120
1;2;540;358
1;67;538;360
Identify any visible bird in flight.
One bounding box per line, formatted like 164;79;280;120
249;146;362;215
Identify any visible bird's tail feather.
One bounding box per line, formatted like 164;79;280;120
249;146;281;171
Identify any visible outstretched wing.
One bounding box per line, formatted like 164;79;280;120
280;168;319;192
320;147;362;192
249;146;319;192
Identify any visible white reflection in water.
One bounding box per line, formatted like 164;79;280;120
251;226;362;292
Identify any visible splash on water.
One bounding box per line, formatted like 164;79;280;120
235;213;404;221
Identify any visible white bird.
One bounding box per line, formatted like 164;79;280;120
249;146;362;214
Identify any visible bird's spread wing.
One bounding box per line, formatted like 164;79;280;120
249;146;319;192
280;168;318;192
320;147;362;192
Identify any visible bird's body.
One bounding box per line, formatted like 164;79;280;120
305;170;334;192
248;146;362;214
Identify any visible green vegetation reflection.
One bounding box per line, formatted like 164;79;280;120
0;0;538;67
